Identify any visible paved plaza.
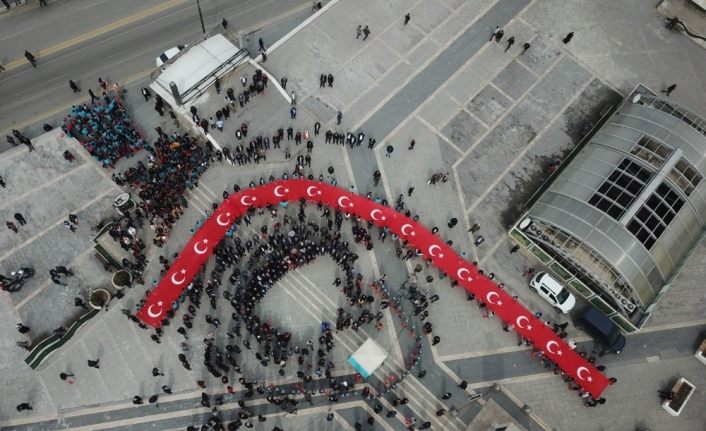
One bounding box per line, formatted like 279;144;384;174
1;0;706;430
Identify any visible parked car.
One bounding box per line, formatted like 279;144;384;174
529;272;576;314
574;306;626;354
156;44;186;67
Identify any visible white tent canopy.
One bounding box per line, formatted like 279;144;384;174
348;338;388;378
155;34;240;99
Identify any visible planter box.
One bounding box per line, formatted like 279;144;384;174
662;377;695;416
111;270;132;290
89;288;111;310
696;339;706;365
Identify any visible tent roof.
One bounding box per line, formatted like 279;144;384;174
155;34;239;96
348;338;388;378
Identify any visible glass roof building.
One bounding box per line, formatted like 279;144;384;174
513;86;706;331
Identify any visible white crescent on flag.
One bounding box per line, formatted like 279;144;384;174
193;239;209;255
457;267;471;280
486;291;500;305
516;315;530;329
147;301;164;318
428;245;442;258
400;224;415;236
370;209;385;221
546;340;561;355
273;185;287;197
307;186;321;196
240;195;256;206
171;269;186;285
576;366;591;381
337;196;352;208
216;212;231;226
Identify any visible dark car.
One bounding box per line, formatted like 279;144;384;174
574;306;626;354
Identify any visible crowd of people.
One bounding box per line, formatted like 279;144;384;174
114;130;213;242
62;94;145;168
114;179;450;429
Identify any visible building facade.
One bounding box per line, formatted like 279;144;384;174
514;86;706;330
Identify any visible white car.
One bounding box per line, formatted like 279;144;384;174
156;44;186;67
529;272;576;314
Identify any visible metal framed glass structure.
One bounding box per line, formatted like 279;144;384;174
513;85;706;330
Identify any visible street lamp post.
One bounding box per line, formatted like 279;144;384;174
196;0;206;34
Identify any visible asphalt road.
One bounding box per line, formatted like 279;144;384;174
0;0;312;149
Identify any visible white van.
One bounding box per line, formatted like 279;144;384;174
529;272;576;314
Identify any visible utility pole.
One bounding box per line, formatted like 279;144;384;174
196;0;206;34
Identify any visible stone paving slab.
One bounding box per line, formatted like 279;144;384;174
417;90;463;131
408;0;454;35
492;60;538;101
351;39;401;81
467;84;514;126
441;110;487;152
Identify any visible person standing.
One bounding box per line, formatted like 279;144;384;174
258;38;265;51
152;367;164;377
490;26;501;41
408;139;415;150
74;297;89;309
494;29;504;43
16;403;33;412
24;51;37;68
363;25;370;40
356;25;362;39
87;359;100;368
327;74;334;87
290;91;296;105
404;13;411;26
88;88;98;104
222;18;228;29
336;111;343;125
69;80;80;93
17;323;30;333
505;36;515;52
385;145;394;158
562;32;574;44
662;84;677;96
280;77;288;89
407;186;414;197
141;87;151;101
59;372;75;384
290;107;297;120
0;175;6;188
14;212;27;226
520;42;531;55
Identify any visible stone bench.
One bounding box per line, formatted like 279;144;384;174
662;377;696;416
